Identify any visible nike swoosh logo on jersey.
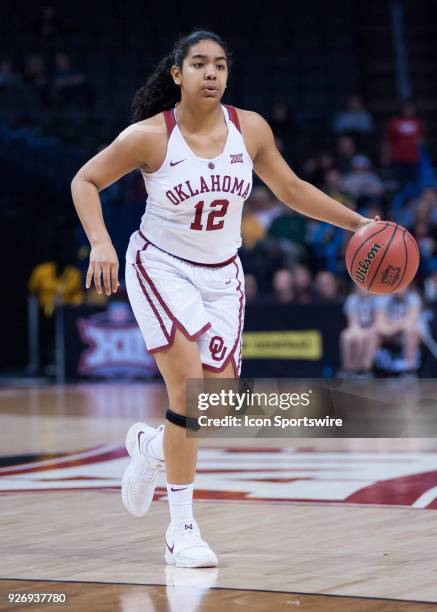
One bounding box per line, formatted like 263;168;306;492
170;487;187;492
166;540;175;554
170;159;186;166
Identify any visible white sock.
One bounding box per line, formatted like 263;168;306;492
166;482;194;526
143;426;165;463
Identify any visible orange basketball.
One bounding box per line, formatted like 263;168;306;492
345;221;420;294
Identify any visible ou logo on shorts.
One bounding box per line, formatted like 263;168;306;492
209;336;227;361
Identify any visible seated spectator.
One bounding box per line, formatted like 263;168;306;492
271;269;295;304
268;206;308;246
341;155;384;199
28;256;84;317
28;238;84;373
375;287;422;373
314;271;339;302
333;94;375;136
411;197;437;276
309;221;346;274
291;263;314;303
390;187;437;230
413;192;437;227
336;135;357;174
249;186;282;230
413;222;436;262
30;4;69;39
24;53;51;105
424;267;437;304
239;237;285;295
244;273;258;303
360;201;383;223
53;52;92;106
303;152;335;189
322;168;351;206
268;101;297;161
420;186;437;214
381;99;424;188
241;200;266;249
339;287;380;376
307;184;355;274
0;59;22;89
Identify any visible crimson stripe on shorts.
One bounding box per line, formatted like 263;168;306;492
231;355;239;378
135;240;171;342
134;267;171;343
136;257;178;324
232;260;245;368
138;229;148;243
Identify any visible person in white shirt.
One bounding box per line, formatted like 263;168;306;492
375;288;422;371
340;286;380;375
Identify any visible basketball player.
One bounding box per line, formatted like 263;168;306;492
339;286;380;376
71;30;379;568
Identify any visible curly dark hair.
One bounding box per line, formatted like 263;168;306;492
131;30;232;123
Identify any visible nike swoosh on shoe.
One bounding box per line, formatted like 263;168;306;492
137;431;144;453
166;540;175;554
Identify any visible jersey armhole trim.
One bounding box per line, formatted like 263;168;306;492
163;109;177;137
224;104;241;133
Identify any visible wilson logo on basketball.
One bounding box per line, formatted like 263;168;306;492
355;243;382;284
209;336;227;361
381;264;401;286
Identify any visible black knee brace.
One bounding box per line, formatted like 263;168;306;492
166;408;200;431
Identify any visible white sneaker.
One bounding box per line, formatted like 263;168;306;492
165;520;218;568
121;422;164;517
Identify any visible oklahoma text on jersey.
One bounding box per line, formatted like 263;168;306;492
165;174;251;206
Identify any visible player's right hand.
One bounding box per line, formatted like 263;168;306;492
86;240;119;296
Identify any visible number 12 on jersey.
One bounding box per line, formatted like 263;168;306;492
190;199;229;231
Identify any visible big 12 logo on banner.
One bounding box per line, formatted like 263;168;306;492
78;302;157;378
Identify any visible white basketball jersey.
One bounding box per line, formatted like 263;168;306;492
138;104;253;265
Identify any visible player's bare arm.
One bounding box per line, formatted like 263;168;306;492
239;110;379;232
70;117;167;295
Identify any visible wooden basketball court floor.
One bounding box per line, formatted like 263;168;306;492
1;383;437;611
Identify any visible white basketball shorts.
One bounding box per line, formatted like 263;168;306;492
125;231;245;376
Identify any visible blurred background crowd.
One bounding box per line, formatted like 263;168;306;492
1;0;437;378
